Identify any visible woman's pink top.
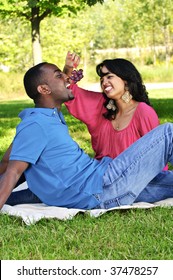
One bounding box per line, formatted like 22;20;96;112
66;84;168;170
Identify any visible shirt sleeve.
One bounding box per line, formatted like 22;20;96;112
137;103;160;136
65;84;106;128
10;122;47;164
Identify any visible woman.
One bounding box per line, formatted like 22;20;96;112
65;52;167;165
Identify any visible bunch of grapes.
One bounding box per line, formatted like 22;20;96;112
70;69;84;83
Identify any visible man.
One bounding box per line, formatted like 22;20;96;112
1;62;173;210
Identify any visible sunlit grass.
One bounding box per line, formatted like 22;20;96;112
1;207;173;260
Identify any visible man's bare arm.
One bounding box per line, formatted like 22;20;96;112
0;160;29;209
0;143;12;175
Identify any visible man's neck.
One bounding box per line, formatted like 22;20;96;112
35;101;61;111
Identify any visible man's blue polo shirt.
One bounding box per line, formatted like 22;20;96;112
10;108;112;209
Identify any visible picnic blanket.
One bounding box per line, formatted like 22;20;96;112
1;182;173;225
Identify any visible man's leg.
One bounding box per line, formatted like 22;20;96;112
5;173;41;205
5;188;41;205
98;123;173;209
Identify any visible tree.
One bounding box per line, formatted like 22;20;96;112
0;0;104;65
0;17;31;71
121;0;173;65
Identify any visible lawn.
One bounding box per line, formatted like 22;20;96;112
0;88;173;260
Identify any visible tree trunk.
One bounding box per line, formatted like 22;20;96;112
152;23;156;65
164;25;170;67
31;7;42;65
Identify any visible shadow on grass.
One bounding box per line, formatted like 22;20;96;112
2;97;172;119
0;101;94;157
0;101;84;130
0;100;33;119
150;98;173;122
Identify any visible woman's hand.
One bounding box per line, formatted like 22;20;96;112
63;51;83;84
65;51;80;69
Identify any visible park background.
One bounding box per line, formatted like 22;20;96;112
0;0;173;260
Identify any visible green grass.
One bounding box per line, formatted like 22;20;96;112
0;72;24;101
1;207;173;260
139;64;173;83
0;88;173;260
149;89;173;124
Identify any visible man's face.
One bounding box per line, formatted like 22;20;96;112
43;63;74;103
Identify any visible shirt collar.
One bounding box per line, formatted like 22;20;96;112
19;107;60;120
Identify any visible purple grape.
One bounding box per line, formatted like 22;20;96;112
70;69;84;83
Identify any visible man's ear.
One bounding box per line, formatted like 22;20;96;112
37;85;51;95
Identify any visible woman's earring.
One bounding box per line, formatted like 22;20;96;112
122;87;132;103
106;99;116;111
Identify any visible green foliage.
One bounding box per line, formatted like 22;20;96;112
0;0;104;19
0;0;104;65
0;18;31;71
0;1;75;18
0;0;173;70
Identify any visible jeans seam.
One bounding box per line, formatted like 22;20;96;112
104;191;136;207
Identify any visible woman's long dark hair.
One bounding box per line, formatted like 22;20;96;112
96;58;151;120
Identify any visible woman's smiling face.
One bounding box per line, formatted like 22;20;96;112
100;65;126;100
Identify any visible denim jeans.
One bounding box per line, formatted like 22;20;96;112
96;123;173;209
5;174;41;205
5;123;173;208
6;188;41;205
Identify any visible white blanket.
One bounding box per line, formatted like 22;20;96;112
1;182;173;225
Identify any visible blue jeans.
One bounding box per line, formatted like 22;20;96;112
5;123;173;208
6;188;41;205
96;123;173;209
5;174;41;205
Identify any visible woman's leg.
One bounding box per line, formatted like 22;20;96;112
135;171;173;203
98;123;173;209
